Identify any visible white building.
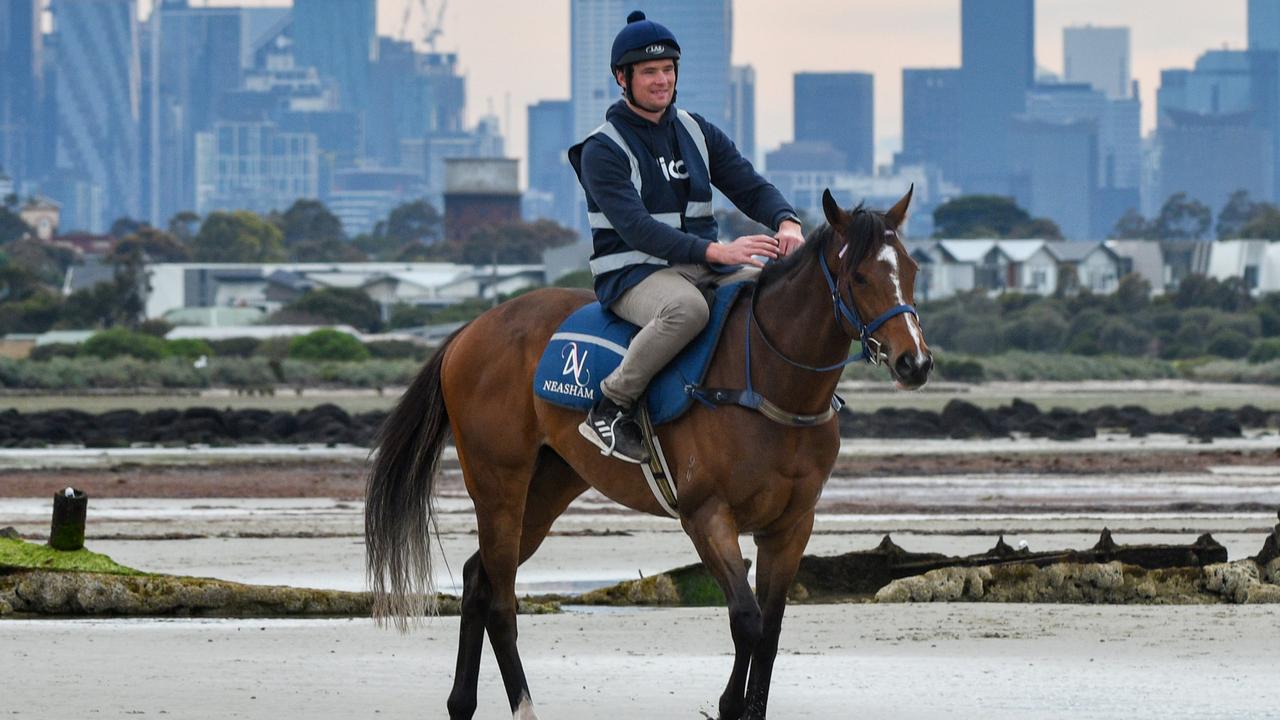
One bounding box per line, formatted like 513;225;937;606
1206;240;1280;294
143;262;545;321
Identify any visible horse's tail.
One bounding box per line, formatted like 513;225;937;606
365;325;464;631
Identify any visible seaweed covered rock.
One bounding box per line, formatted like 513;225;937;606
875;560;1280;604
576;562;732;607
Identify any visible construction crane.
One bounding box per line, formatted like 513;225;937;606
398;0;447;51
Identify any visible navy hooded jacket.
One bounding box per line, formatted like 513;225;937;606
568;100;798;307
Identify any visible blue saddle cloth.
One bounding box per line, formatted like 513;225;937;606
534;282;750;426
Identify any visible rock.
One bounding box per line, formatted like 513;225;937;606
874;567;992;603
941;399;1004;439
1265;558;1280;586
0;526;19;540
1203;561;1280;604
874;561;1249;604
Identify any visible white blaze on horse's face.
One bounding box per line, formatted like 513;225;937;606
874;237;929;371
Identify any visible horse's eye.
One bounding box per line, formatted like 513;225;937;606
852;272;869;285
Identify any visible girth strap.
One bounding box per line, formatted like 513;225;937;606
687;386;845;427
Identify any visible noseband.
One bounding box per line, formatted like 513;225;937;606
748;243;918;372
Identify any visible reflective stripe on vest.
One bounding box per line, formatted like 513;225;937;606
685;200;713;218
675;109;710;177
591;122;642;194
589;250;669;275
588;211;682;230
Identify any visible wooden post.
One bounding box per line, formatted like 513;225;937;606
50;487;87;551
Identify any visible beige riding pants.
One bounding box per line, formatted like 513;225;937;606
600;263;761;407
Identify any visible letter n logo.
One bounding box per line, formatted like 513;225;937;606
561;342;590;387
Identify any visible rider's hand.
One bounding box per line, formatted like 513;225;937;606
706;234;779;268
775;220;805;256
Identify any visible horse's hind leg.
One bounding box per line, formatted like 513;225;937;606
447;448;587;720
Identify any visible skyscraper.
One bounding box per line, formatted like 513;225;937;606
645;0;732;133
146;1;250;224
51;0;142;231
1010;117;1097;240
292;0;375;117
570;0;732;141
957;0;1035;194
1157;49;1280;208
0;0;42;185
1064;26;1130;100
728;65;757;165
899;68;961;180
1249;0;1280;52
793;72;874;175
570;0;625;142
527;99;577;228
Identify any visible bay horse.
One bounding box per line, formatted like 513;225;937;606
365;187;932;720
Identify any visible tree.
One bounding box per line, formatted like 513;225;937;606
932;195;1061;239
1110;273;1152;311
1012;217;1064;240
109;216;148;240
459;219;577;265
58;277;144;329
287;329;370;361
167;211;200;244
0;264;43;303
274;287;382;332
1216;190;1263;239
1110;209;1153;239
1236;204;1280;240
1171;275;1253;312
273;199;346;247
109;227;191;264
191;211;286;262
377;199;442;245
2;239;76;287
1152;193;1211;240
0;206;33;245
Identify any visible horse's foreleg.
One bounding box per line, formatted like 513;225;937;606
742;512;815;719
682;502;760;720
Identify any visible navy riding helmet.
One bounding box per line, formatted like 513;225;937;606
611;11;681;104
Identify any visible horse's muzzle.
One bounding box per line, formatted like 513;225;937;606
893;351;933;389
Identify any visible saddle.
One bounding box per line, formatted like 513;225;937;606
533;281;750;426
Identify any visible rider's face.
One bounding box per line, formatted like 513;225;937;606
619;60;676;113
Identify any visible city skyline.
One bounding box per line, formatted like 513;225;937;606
118;0;1249;169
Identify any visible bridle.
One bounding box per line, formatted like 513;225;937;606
687;223;920;428
747;229;918;372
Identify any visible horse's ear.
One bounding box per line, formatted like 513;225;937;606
821;189;846;230
885;184;914;228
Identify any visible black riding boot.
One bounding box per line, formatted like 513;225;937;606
579;396;651;464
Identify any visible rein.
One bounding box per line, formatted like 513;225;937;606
688;234;918;427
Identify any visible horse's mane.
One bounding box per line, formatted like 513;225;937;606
758;203;889;287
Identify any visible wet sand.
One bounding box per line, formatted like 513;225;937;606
3;605;1279;719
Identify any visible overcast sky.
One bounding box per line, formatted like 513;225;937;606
135;0;1249;169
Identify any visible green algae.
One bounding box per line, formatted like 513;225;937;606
0;537;142;576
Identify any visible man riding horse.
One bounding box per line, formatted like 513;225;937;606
569;10;806;464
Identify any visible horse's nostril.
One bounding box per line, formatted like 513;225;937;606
921;354;935;375
895;354;917;377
